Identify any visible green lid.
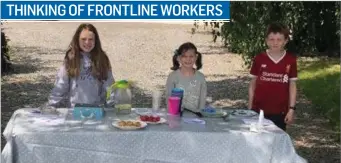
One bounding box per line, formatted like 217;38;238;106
106;80;131;100
113;80;130;89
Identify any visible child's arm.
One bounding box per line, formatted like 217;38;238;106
48;65;70;108
285;81;297;125
288;57;298;108
248;78;257;109
289;81;297;107
285;57;298;124
101;70;115;104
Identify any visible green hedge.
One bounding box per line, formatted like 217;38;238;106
195;2;340;67
1;31;12;73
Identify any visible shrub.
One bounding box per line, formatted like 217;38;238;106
1;30;12;73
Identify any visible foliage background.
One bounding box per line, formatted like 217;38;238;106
194;1;340;132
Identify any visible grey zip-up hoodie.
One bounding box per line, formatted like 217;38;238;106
48;52;114;108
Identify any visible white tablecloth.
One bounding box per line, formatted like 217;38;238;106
2;108;307;163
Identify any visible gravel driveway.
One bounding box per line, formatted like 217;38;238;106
1;22;339;163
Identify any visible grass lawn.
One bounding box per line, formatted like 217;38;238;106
298;57;340;131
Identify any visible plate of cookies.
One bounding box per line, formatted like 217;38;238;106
112;120;148;130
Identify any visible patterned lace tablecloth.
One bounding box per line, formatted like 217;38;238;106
1;108;307;163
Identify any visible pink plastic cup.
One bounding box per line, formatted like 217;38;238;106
168;96;180;115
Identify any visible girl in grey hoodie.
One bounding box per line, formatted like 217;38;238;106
47;23;114;108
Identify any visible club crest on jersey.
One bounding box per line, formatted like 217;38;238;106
261;64;267;68
283;74;289;83
286;65;291;73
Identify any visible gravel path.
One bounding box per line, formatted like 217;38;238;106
1;22;339;163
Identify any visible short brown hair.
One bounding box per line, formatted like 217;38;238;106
266;23;290;40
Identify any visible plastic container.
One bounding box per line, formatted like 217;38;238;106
168;96;180;115
171;88;184;113
107;80;132;114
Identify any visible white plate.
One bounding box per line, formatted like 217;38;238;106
134;108;152;115
112;120;147;130
201;111;228;118
135;108;165;117
137;117;167;124
231;109;257;117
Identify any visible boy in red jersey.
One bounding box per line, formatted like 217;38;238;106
248;23;297;131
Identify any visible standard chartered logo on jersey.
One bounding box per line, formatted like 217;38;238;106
260;72;288;83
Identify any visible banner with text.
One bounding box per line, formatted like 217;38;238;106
1;0;230;21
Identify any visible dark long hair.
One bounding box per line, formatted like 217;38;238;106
170;42;202;70
64;23;111;81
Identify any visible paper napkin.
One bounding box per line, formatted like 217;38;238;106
183;118;206;125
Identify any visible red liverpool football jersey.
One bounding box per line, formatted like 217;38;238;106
250;50;298;115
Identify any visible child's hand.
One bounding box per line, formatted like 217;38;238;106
284;109;295;125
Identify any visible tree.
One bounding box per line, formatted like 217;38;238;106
194;2;340;67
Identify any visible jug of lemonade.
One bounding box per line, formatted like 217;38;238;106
107;80;132;114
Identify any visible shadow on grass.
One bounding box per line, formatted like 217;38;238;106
1;45;65;149
298;71;340;129
295;143;340;163
3;46;65;75
288;115;340;163
3;55;42;75
292;57;340;162
299;72;340;109
10;46;65;56
1;77;55;150
298;57;340;71
298;57;340;128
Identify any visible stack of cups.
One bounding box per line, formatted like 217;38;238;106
152;90;162;113
168;96;181;115
167;88;184;115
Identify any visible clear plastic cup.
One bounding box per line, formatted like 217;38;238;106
152;90;162;113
